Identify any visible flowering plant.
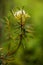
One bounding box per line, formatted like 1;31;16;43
0;8;34;65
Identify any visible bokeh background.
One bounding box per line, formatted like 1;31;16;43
0;0;43;65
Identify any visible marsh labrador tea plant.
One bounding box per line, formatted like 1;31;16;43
0;8;34;65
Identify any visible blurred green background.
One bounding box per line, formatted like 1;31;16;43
0;0;43;65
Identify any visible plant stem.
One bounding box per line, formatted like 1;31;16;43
6;10;24;56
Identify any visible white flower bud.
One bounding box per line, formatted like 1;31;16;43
13;9;30;21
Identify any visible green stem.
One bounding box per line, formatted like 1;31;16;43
6;10;24;56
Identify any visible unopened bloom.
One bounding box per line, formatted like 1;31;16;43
12;10;30;21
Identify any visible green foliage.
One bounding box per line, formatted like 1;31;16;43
0;0;43;65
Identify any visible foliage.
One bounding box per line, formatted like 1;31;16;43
0;0;43;65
